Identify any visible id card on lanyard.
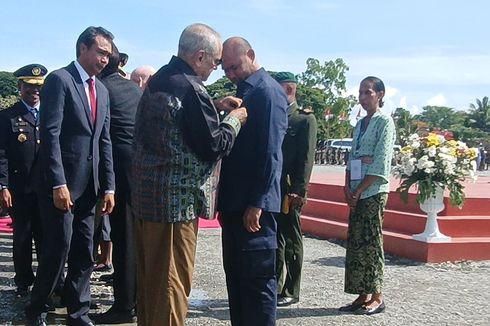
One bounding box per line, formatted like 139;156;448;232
350;159;362;180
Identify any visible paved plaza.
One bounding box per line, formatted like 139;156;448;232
1;228;489;325
1;166;489;325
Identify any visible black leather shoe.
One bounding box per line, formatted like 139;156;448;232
356;301;385;315
277;296;299;307
25;316;47;326
99;273;114;282
15;286;29;297
93;307;137;324
93;263;113;272
339;301;364;312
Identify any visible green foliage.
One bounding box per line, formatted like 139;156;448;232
0;95;18;110
468;96;490;132
415;106;465;130
297;58;356;140
392;107;417;145
206;76;236;99
0;71;18;98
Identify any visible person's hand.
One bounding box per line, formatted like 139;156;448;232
101;193;115;215
228;107;248;125
344;186;357;208
215;96;243;112
53;186;73;211
0;189;12;210
288;193;305;209
243;206;262;232
348;189;361;208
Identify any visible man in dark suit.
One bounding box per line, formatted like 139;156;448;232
93;44;142;324
25;26;115;326
218;37;288;326
0;64;47;297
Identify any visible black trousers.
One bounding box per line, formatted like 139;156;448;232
26;185;96;324
220;211;278;326
11;192;42;289
109;192;136;311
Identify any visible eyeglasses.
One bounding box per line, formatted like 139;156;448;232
204;51;222;67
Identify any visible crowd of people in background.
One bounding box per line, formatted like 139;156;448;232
0;22;417;326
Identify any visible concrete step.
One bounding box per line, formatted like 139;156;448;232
303;198;490;237
301;214;490;262
307;182;490;216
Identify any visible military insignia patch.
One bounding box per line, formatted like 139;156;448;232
32;67;41;76
18;133;27;143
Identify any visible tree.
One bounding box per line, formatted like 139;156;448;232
206;76;236;99
415;106;465;131
0;71;17;97
297;58;356;140
0;95;18;110
392;107;416;145
0;71;18;110
468;96;490;132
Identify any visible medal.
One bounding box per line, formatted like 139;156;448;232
18;133;27;143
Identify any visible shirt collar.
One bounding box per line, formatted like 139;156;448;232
287;101;298;115
74;60;92;83
236;68;267;97
21;99;39;111
169;56;199;77
238;67;266;89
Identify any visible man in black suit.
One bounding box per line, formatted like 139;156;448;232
25;26;116;326
0;64;47;297
93;44;142;324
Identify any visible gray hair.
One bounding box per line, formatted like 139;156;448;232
178;23;221;57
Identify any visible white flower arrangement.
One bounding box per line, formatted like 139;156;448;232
393;132;478;208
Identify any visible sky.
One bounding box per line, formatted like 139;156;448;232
1;0;489;122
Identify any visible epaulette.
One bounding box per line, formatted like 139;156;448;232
299;106;314;114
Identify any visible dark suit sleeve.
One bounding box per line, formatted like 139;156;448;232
291;115;317;197
98;91;115;192
180;86;237;162
40;73;68;187
249;86;288;207
0;113;9;186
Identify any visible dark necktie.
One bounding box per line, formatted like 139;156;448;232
87;78;97;123
31;108;38;120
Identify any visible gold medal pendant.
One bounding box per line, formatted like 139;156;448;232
18;133;27;143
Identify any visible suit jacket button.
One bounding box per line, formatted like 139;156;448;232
87;155;93;161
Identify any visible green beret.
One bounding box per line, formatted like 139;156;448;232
274;71;297;84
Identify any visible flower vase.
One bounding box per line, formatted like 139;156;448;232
413;186;451;243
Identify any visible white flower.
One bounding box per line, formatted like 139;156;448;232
470;160;477;171
409;134;420;141
425;146;437;157
412;141;421;149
